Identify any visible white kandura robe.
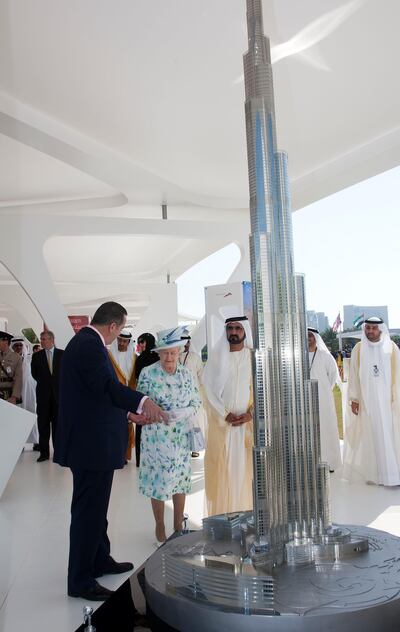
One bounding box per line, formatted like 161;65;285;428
343;340;400;486
108;345;136;383
204;348;253;516
20;352;38;443
179;350;207;438
309;349;342;471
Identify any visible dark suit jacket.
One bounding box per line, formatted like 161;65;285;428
31;347;64;414
54;327;144;471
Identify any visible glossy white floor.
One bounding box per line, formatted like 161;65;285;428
1;447;400;632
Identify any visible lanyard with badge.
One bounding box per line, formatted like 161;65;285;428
310;348;317;370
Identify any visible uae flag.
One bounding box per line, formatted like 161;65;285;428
353;314;364;328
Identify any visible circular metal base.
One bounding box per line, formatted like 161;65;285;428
145;524;400;631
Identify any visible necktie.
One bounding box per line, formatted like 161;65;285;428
47;350;53;374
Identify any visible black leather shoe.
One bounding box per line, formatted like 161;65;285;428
68;581;114;601
37;454;49;462
96;561;134;577
135;613;150;628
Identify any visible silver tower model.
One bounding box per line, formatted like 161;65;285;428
143;3;400;629
245;0;331;565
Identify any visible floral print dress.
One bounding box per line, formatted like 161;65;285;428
137;361;201;500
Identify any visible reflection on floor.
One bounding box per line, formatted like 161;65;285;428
1;447;400;632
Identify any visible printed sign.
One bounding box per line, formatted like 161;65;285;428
68;315;89;333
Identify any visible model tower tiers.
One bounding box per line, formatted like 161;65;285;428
245;0;331;566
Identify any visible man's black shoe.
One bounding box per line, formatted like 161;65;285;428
68;581;114;601
33;443;40;451
96;560;134;577
37;454;49;462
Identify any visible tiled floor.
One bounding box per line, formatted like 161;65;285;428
0;447;400;631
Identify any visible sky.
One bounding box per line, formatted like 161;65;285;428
177;165;400;328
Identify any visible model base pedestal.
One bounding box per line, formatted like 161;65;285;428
144;524;400;631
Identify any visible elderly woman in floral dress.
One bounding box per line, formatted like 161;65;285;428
137;326;201;543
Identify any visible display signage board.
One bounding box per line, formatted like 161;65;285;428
68;315;89;333
204;281;253;354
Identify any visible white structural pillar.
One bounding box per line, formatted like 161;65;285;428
132;284;178;338
0;216;74;348
0;285;43;337
228;241;251;283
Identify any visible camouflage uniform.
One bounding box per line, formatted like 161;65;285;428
0;348;23;402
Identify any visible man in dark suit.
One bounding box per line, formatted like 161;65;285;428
31;330;63;462
54;302;167;601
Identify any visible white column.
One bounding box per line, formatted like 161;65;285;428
0;285;43;337
132;284;178;338
0;217;74;348
228;241;251;282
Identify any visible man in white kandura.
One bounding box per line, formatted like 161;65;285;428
203;316;253;515
343;317;400;486
12;336;39;447
179;335;206;457
108;328;137;462
307;328;342;472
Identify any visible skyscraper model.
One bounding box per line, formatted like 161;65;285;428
144;2;400;629
243;0;350;567
245;0;330;563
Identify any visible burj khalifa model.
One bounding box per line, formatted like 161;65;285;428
144;2;400;629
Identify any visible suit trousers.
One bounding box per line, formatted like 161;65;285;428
37;395;58;456
68;469;114;594
135;424;142;466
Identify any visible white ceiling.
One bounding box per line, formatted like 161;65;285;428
43;235;194;283
0;134;116;204
0;0;399;330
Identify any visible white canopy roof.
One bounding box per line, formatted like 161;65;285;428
0;0;399;336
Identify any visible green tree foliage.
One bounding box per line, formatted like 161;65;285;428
320;328;339;354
